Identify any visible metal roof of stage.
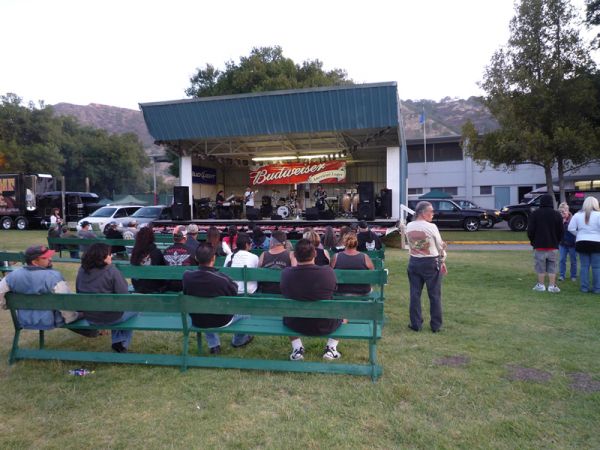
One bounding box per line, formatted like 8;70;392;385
139;82;402;160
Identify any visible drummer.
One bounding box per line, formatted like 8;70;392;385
314;185;327;211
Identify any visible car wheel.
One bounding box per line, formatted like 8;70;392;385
1;216;13;230
15;217;28;230
463;217;480;232
481;218;494;229
509;215;527;231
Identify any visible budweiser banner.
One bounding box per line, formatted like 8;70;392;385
250;161;346;186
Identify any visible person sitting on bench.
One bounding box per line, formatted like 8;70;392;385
76;243;137;353
0;245;82;331
281;239;341;361
183;242;254;355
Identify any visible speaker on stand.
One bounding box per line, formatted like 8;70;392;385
379;188;392;219
357;182;375;221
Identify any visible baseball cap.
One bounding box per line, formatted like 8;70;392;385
81;220;91;227
25;245;55;262
358;220;368;229
173;225;188;241
187;224;199;234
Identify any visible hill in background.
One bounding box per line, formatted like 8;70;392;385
52;96;498;156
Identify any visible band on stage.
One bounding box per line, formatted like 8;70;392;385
195;184;362;220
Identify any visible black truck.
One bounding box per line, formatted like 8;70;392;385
500;190;600;231
0;173;100;230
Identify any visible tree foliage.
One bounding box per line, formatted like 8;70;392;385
185;46;352;98
0;94;150;198
464;0;600;202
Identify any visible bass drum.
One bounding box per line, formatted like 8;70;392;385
276;205;291;219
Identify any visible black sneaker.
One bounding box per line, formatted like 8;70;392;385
209;345;221;354
408;324;421;332
231;335;254;348
111;342;127;353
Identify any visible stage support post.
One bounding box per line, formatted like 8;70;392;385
179;154;193;217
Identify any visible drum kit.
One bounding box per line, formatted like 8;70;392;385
275;194;298;219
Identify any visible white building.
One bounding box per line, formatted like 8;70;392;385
407;136;600;209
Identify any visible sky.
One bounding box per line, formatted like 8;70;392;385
1;0;596;110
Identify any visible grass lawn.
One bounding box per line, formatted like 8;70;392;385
1;231;599;449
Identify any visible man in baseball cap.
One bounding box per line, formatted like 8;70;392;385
0;245;85;332
185;224;200;255
163;225;196;291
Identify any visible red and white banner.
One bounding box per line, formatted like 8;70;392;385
250;161;346;186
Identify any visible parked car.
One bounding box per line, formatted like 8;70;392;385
407;199;487;231
77;205;143;231
453;199;502;228
128;205;172;227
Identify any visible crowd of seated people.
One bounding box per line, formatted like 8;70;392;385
9;223;380;358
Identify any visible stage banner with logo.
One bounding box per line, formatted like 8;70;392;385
192;166;217;185
250;161;346;186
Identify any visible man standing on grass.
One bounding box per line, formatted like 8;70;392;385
527;194;564;293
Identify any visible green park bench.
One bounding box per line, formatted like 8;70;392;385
115;265;387;302
0;251;26;276
5;291;384;380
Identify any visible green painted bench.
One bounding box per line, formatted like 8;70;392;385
0;251;25;276
116;265;387;301
5;292;384;380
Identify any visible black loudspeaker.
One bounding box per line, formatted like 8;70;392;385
357;182;375;220
260;205;273;217
271;214;283;220
172;204;191;220
305;207;320;220
246;207;260;221
173;186;190;205
319;210;335;220
380;188;392;219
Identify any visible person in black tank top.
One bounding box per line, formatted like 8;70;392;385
258;230;294;294
302;229;330;266
331;232;374;295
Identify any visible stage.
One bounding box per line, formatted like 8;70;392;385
152;217;398;236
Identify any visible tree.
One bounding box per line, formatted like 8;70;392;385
585;0;600;45
0;94;150;197
185;46;352;98
463;0;600;202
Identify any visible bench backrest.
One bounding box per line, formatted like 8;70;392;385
0;251;26;264
5;292;384;322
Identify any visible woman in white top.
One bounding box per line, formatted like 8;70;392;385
223;232;259;294
568;196;600;293
405;201;447;332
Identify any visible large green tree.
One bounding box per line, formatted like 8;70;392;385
0;94;150;198
463;0;599;202
185;46;352;98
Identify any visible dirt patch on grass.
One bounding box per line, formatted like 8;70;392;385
569;373;600;393
434;355;470;367
505;365;552;383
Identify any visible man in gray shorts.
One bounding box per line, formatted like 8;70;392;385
527;194;564;293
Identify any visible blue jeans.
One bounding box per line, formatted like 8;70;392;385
578;252;600;293
559;245;577;279
88;311;138;349
203;315;251;348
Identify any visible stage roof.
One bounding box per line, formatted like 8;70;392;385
139;82;402;161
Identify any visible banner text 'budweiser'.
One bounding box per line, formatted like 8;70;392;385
250;161;346;186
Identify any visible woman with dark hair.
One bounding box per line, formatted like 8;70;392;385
331;232;374;295
222;225;238;254
322;225;336;252
76;243;137;353
130;227;166;293
206;226;227;257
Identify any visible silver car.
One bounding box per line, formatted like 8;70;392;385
77;205;143;231
128;205;172;227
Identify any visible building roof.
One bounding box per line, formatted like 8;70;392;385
139;83;402;160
